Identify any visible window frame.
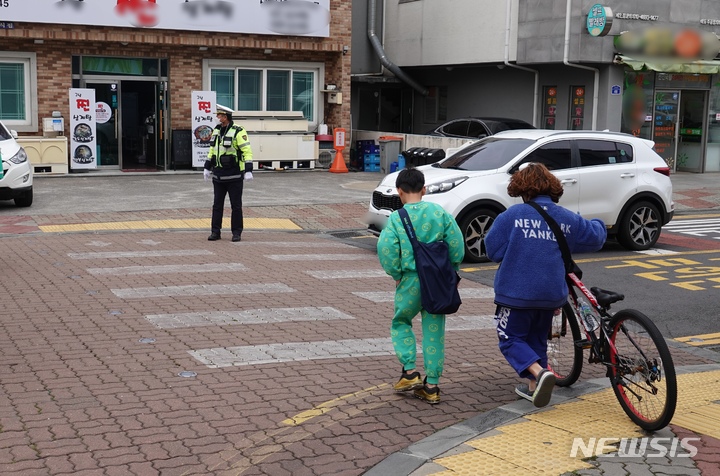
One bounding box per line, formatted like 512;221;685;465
0;52;38;132
203;59;323;128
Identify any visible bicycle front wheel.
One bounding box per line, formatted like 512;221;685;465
547;302;583;387
607;309;677;431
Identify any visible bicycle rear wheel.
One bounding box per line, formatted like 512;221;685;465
607;309;677;431
547;302;583;387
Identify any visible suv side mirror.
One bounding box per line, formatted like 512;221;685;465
10;130;18;139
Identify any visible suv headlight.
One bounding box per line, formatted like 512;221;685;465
425;176;468;195
9;147;28;164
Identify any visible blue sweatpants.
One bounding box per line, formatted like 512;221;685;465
495;306;554;380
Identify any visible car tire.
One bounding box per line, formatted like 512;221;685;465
14;189;33;208
459;208;497;263
617;200;660;250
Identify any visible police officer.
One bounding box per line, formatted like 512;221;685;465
203;104;253;242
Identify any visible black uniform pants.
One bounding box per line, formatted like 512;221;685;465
211;178;244;236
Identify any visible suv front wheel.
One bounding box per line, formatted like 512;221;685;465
14;189;33;207
617;201;661;250
459;208;497;263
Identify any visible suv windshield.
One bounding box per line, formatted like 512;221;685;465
436;138;534;171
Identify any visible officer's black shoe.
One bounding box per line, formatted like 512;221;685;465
208;233;221;241
232;234;242;242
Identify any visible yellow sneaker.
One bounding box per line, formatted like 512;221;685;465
394;370;423;392
414;383;441;404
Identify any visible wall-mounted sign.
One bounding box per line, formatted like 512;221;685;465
0;0;330;37
614;28;720;60
543;86;558;130
570;86;585;130
616;13;659;21
587;4;613;37
611;85;621;95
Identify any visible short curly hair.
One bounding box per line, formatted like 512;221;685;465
507;162;564;203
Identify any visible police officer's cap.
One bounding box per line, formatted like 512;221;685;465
216;104;234;116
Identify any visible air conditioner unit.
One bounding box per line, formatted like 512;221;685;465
317;149;336;169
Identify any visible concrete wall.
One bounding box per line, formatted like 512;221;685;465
382;0;516;67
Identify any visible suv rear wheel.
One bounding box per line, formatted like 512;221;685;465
459;208;497;263
617;201;660;250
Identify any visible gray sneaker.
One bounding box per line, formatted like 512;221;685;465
532;369;556;408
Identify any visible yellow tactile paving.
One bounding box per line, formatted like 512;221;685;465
38;217;301;233
430;370;720;476
676;332;720;346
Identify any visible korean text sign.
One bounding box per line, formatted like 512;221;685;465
69;88;97;170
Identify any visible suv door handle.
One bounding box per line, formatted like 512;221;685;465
620;173;635;178
561;178;578;184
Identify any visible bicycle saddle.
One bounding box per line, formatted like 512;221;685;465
590;287;625;308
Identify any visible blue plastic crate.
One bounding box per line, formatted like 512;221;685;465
364;163;381;172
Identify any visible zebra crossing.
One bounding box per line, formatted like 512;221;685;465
69;237;497;369
663;217;720;239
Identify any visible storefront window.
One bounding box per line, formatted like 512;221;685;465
238;70;262;110
0;52;36;130
621;72;654;139
0;62;26;120
267;70;290;111
211;69;235;109
208;63;319;124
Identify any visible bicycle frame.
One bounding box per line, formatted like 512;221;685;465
566;272;619;367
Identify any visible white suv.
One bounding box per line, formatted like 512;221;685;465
367;130;674;262
0;120;33;207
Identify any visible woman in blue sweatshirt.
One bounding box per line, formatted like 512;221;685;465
485;162;606;407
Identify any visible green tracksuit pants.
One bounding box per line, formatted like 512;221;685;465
391;273;446;385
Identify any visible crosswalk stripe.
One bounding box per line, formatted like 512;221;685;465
68;250;213;259
87;263;247;275
188;316;498;368
266;254;374;261
306;270;388;279
112;283;295;299
146;307;354;329
238;241;350;248
352;288;495;302
189;338;397;368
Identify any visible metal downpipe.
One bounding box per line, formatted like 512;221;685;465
504;0;539;127
367;0;428;96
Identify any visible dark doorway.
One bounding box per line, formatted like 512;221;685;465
121;80;157;170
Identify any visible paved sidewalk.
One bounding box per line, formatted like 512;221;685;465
1;169;720;475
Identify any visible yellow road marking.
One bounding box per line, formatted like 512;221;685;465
282;383;389;426
39;217;301;233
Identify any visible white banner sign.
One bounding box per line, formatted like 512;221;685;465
191;91;217;168
1;0;330;37
69;88;97;170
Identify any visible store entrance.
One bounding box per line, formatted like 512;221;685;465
653;89;707;173
82;79;166;170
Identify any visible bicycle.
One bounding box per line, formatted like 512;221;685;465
546;271;677;432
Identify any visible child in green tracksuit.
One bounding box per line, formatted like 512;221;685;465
377;168;465;404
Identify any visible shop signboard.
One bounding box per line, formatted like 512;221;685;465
0;0;330;37
69;88;97;170
543;86;557;130
570;86;586;130
191;91;216;168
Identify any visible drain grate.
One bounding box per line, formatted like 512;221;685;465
329;231;371;239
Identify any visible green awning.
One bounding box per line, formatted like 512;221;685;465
615;54;720;74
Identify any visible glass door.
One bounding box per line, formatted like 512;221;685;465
677;90;707;173
652;90;680;171
83;80;121;167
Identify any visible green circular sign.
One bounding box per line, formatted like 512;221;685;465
587;4;612;37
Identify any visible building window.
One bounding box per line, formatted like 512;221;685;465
0;52;37;131
205;60;322;125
